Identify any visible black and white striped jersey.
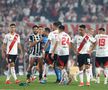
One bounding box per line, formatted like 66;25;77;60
29;33;43;56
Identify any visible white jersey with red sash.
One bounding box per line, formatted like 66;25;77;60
72;34;95;54
3;33;20;55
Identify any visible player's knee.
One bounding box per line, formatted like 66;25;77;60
36;65;39;71
104;63;108;68
79;66;84;71
10;62;15;67
85;65;90;69
59;66;64;69
29;58;34;64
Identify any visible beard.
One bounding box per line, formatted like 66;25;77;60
79;32;84;36
34;32;38;35
10;30;15;34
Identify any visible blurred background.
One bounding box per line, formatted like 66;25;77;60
0;0;108;23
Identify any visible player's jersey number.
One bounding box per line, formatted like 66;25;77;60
62;37;69;45
99;39;105;46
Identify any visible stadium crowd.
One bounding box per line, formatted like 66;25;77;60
0;0;108;23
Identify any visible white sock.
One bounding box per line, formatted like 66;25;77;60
104;68;108;84
63;69;68;82
11;67;17;80
104;77;107;84
79;70;83;83
6;68;11;81
104;68;108;77
96;67;100;83
90;65;93;79
60;69;65;83
85;69;90;82
96;67;100;77
32;66;37;76
43;63;48;80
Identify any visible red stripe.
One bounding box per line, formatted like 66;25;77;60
58;56;64;67
78;35;89;53
8;34;18;54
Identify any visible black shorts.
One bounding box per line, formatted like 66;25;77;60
58;55;69;67
77;54;91;67
7;54;17;63
95;57;108;67
48;53;58;64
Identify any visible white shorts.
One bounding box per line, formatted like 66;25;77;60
29;54;43;61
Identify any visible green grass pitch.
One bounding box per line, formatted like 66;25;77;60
0;75;108;90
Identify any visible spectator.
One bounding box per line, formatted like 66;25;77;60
0;0;108;22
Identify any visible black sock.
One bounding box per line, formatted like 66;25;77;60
39;71;43;80
27;71;31;79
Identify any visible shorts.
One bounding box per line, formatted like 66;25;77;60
77;54;91;67
7;54;17;63
95;57;108;67
58;55;69;67
29;54;40;66
29;53;43;60
48;53;58;64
